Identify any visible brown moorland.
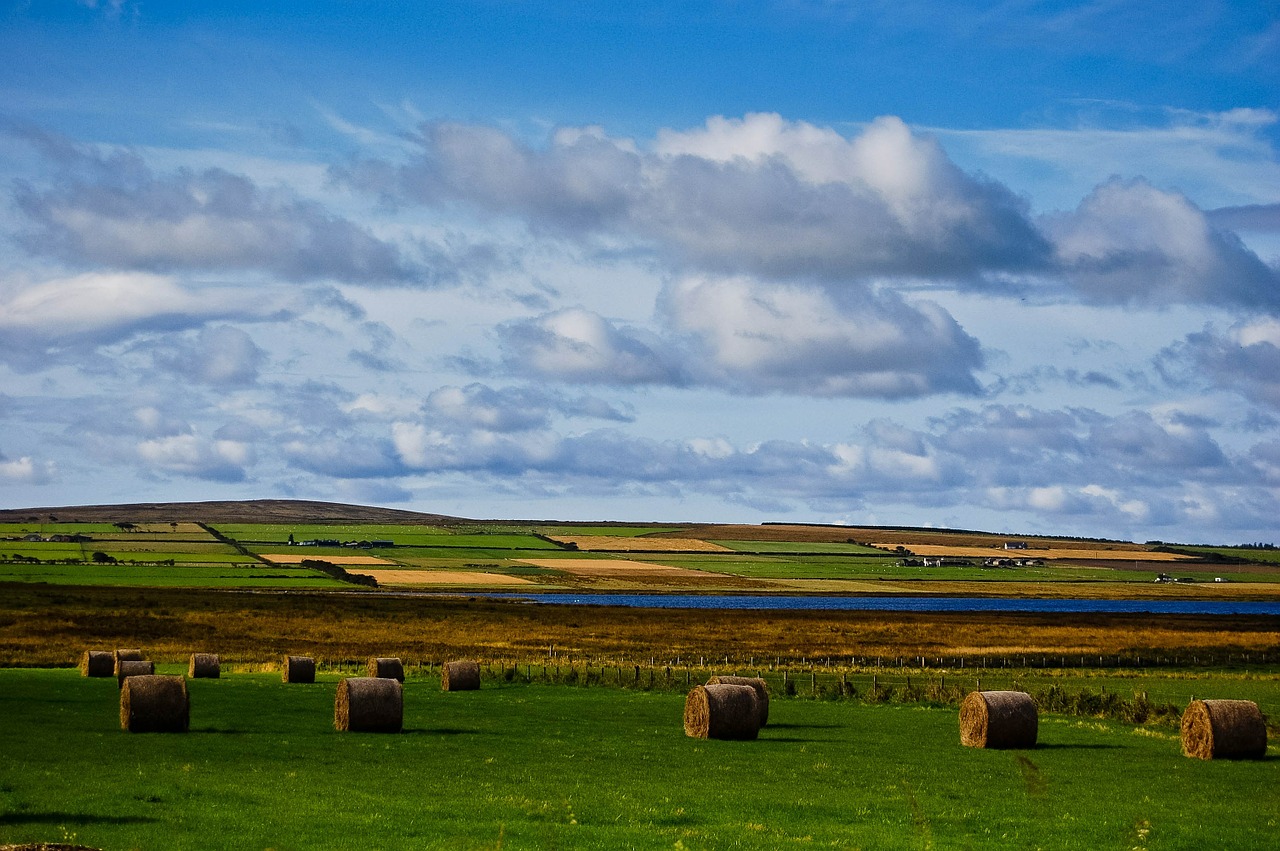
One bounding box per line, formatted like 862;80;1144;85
2;583;1276;669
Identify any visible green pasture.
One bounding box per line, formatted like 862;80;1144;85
212;523;449;544
1179;546;1280;565
714;540;889;554
539;525;684;537
0;562;344;588
0;668;1275;850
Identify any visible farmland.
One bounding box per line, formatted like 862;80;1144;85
0;500;1276;848
0;666;1277;850
3;501;1278;595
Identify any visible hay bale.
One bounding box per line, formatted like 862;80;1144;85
684;683;760;740
81;650;114;678
1181;699;1267;760
368;657;405;682
960;690;1038;749
116;659;155;689
707;675;770;726
120;674;189;733
441;660;480;691
335;677;403;733
112;648;144;675
188;653;220;679
282;655;316;683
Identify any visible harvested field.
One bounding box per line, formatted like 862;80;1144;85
518;558;713;578
258;553;396;566
879;544;1194;561
543;536;732;553
359;569;535;586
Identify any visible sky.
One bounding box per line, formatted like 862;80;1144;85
1;0;1278;543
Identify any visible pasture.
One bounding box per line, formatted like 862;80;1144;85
0;667;1276;850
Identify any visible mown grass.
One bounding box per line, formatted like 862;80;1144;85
0;668;1275;850
0;562;344;588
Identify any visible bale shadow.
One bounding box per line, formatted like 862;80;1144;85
402;727;478;736
0;812;158;826
765;723;843;731
1032;743;1122;750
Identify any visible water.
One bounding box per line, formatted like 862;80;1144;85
475;593;1280;616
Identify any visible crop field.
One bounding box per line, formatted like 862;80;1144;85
0;562;344;588
0;667;1276;850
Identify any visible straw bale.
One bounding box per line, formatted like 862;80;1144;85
684;683;760;740
1181;699;1267;760
368;657;405;682
707;675;770;726
81;650;114;678
112;648;144;675
959;690;1037;749
188;653;220;679
335;677;403;733
116;659;154;689
120;674;189;733
282;655;316;683
441;660;481;691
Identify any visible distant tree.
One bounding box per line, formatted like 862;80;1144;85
113;522;137;533
91;551;117;564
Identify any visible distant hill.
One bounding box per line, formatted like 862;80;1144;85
0;499;461;525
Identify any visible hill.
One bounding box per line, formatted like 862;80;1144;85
0;498;460;525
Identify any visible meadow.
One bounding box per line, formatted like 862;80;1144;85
0;667;1276;850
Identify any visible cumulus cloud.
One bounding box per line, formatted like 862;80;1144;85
1158;318;1280;408
661;275;984;397
149;325;266;386
496;308;685;386
0;272;308;370
0;454;57;485
340;113;1051;283
135;433;253;482
340;113;1280;312
491;278;984;398
10;126;430;285
1044;178;1280;309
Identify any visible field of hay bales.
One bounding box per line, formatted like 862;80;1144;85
0;667;1275;849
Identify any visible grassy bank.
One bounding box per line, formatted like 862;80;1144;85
1;668;1276;850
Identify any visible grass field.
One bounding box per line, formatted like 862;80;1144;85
0;668;1275;850
0;562;344;587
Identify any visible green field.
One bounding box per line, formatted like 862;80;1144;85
714;539;889;554
0;562;344;587
0;668;1275;850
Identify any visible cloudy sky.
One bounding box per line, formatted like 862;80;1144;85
1;1;1278;543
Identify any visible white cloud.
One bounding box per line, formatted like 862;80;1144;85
135;434;253;482
0;455;57;485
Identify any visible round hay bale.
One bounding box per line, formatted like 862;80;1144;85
116;659;155;689
707;675;770;726
441;660;481;691
1181;699;1267;760
368;657;405;682
684;683;760;740
112;648;144;675
81;650;114;678
282;655;316;683
188;653;220;679
120;674;189;733
960;690;1038;749
335;677;403;733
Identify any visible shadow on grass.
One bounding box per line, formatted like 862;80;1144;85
402;727;478;736
765;723;844;730
1032;743;1123;750
0;812;158;826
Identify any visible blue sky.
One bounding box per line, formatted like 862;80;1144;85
1;0;1278;542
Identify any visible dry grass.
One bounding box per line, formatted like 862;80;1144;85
358;569;535;586
189;653;220;678
120;674;188;733
517;558;710;578
259;553;395;565
80;650;113;677
684;683;760;739
1180;699;1267;759
334;677;402;732
959;691;1038;749
442;660;481;691
883;544;1193;561
4;584;1278;668
544;535;732;552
